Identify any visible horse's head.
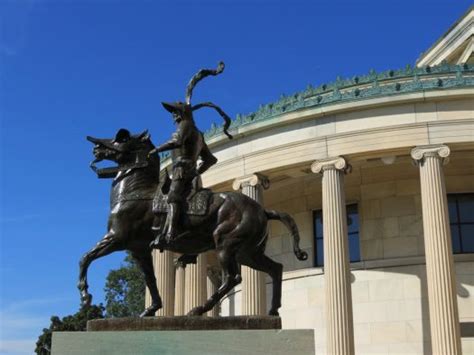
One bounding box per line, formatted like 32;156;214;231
87;128;158;178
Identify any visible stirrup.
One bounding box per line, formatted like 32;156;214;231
149;235;166;251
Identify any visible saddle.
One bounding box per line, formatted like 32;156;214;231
152;186;212;216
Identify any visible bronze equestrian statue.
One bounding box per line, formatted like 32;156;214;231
78;63;308;318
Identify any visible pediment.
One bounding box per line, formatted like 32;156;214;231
417;6;473;66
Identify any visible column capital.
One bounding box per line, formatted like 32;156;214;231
411;144;450;165
232;173;270;191
311;156;350;174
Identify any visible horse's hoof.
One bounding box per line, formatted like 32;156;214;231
139;304;161;317
268;309;279;316
139;309;154;317
187;306;205;316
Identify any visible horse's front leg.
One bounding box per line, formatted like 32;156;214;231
132;251;162;317
78;232;121;307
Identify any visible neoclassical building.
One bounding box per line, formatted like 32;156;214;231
146;7;473;354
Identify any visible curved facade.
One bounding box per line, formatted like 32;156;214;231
147;8;474;354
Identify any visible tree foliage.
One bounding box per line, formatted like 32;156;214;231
35;255;145;354
35;304;104;355
104;253;145;317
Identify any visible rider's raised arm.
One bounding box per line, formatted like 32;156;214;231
155;134;182;153
155;123;187;153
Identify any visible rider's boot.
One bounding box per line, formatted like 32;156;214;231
166;202;181;242
150;217;165;250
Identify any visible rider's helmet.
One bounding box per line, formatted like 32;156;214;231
162;101;193;123
161;62;233;139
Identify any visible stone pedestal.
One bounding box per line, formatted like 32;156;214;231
87;315;282;331
54;316;315;355
233;174;269;316
184;253;207;315
53;329;314;355
312;157;355;355
411;145;462;355
174;261;186;316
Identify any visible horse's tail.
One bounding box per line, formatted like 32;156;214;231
265;210;308;261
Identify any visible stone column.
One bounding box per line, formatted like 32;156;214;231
184;253;207;315
411;145;461;355
232;173;270;316
144;251;174;316
207;266;221;317
144;286;152;310
311;157;354;355
153;250;175;316
174;261;186;316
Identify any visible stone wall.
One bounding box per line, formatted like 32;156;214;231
240;150;474;354
263;151;473;271
273;260;473;354
220;259;473;354
263;158;423;270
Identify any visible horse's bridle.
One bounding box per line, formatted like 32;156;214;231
90;150;150;179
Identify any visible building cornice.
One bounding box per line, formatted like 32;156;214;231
160;63;473;164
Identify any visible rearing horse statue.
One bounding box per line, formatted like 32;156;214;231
78;128;308;317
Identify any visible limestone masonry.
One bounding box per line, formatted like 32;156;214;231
146;7;474;354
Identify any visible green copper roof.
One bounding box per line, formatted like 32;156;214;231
160;62;473;161
204;63;473;139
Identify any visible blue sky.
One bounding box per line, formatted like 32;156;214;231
0;0;471;353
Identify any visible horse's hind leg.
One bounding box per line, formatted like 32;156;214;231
187;247;241;316
131;251;162;317
78;232;122;307
241;251;283;316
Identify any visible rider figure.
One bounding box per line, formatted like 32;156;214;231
149;62;233;245
149;101;218;242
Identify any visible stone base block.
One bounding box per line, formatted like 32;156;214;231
87;315;281;331
52;329;315;355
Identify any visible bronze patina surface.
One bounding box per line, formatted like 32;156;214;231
78;63;308;318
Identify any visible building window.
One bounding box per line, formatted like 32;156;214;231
313;204;360;267
448;193;474;254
